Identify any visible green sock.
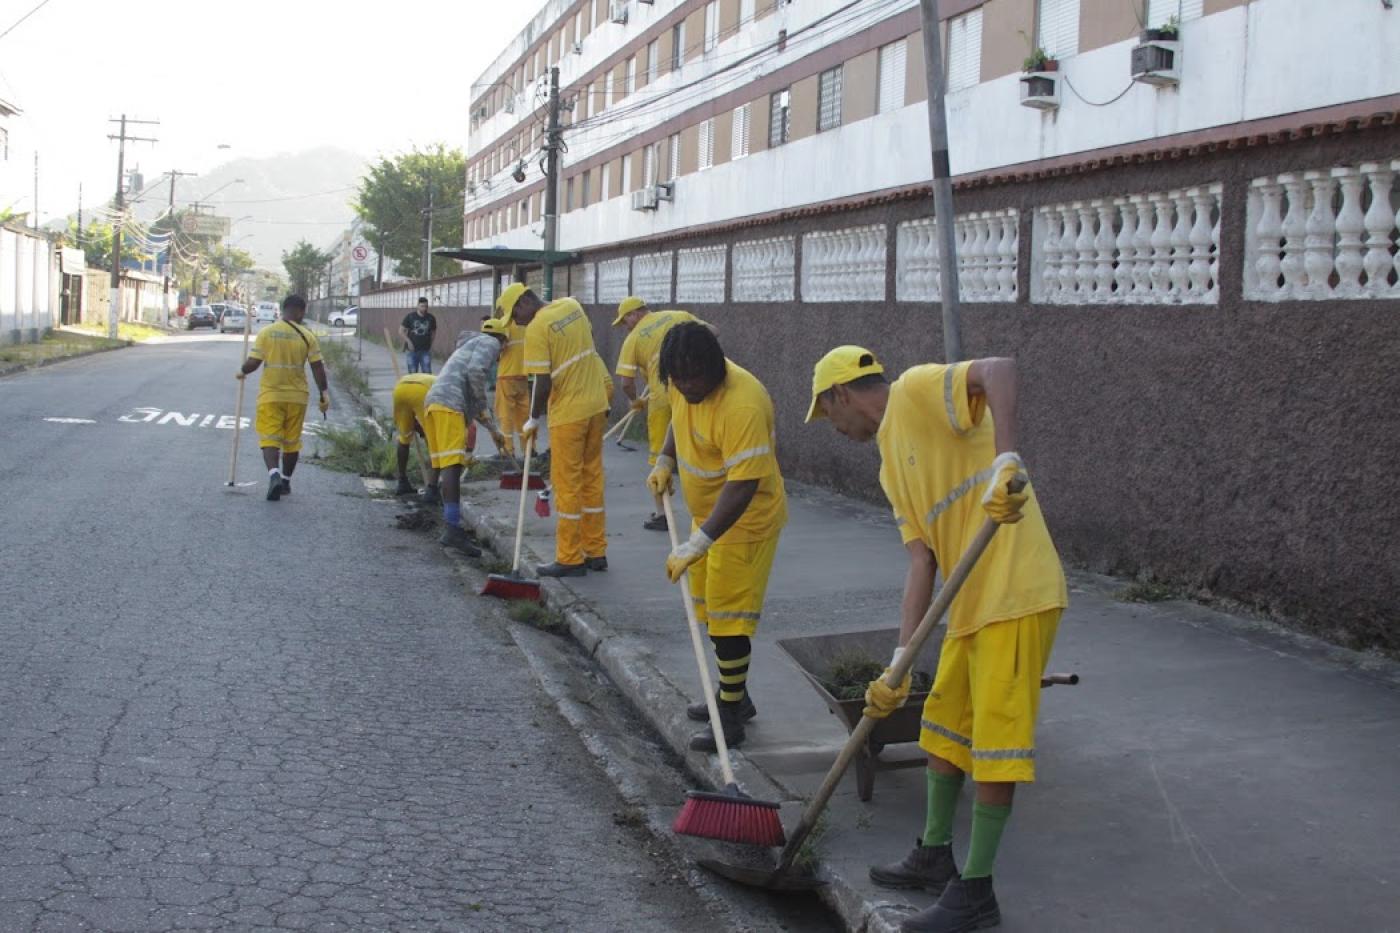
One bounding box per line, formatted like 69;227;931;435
921;770;965;847
961;802;1012;879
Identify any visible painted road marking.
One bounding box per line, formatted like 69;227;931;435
44;417;97;424
117;408;250;429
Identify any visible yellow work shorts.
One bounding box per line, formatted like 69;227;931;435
646;399;672;467
392;382;429;445
256;400;307;453
919;608;1061;783
423;404;468;469
688;534;781;637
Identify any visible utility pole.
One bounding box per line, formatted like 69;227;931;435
162;170;196;328
33;152;38;228
376;231;385;286
542;66;561;300
420;185;435;280
107;114;160;339
917;0;963;363
76;183;82;243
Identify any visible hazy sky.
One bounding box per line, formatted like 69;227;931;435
0;0;536;223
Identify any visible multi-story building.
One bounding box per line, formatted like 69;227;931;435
359;0;1400;646
323;217;387;298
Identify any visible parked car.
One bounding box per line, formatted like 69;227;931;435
220;308;249;333
207;302;228;322
331;306;358;327
186;307;217;330
255;303;279;324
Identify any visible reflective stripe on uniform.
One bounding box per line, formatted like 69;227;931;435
551;349;596;378
433;448;467;458
923;467;995;528
722;445;770;469
943;366;969;436
922;719;973;748
677;456;726;479
582;506;605;513
556;511;582;520
708;610;760;622
972;747;1036;761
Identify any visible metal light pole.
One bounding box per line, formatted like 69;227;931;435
542;66;561;300
918;0;963;363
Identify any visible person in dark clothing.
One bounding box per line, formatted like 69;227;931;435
400;297;438;373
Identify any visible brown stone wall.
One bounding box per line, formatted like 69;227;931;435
543;124;1400;651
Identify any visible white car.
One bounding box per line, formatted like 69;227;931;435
255;303;278;324
331;306;358;327
220;308;249;333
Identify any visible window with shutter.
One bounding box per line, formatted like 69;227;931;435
698;119;714;170
581;170;591;206
818;66;843;132
877;40;907;114
647;40;659;82
741;0;754;24
602;163;611;200
669;132;681;180
731;104;750;160
1037;0;1079;59
769;89;790;146
645;144;658;186
626;57;636;95
673;22;686;70
622;154;632;192
1147;0;1203;27
947;9;983;92
704;1;719;52
603;72;614;110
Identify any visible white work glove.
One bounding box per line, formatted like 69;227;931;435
863;646;912;719
647;454;676;497
521;416;543;445
981;452;1029;525
665;527;714;584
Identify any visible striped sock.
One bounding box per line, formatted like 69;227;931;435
712;635;751;707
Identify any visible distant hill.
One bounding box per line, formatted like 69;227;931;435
52;147;369;271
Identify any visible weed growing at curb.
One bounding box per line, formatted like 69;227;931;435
1115;580;1177;603
480;556;513;575
792;811;830;874
507;600;569;635
320;339;372;404
311;418;401;478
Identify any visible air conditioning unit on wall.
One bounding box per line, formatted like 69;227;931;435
610;1;629;24
1131;38;1181;86
1019;70;1060;111
631;187;659;211
655;181;674;202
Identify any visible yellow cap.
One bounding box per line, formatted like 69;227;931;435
496;282;528;319
481;316;509;337
612;295;646;327
805;345;885;423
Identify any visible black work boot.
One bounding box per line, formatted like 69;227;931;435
643;513;668;531
439;524;482;557
281;477;292;496
901;875;1000;933
585;556;608;572
687;691;756;723
395;477;416;496
266;472;283;501
870;840;958;893
418;485;441;507
537;561;586;577
689;706;746;752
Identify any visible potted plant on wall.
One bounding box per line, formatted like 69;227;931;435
1141;15;1179;43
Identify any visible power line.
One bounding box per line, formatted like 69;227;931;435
0;0;56;42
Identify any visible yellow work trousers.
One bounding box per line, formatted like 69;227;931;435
550;413;607;565
495;376;531;457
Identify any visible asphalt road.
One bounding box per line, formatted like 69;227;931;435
0;333;728;931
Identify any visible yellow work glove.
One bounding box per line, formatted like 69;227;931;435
863;647;911;719
647;454;675;497
665;527;714;584
981;452;1029;525
629;397;647;413
234;371;246;381
318;392;330;415
521;417;542;445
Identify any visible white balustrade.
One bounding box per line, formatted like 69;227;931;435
676;245;727;303
632;251;673;305
732;236;795;302
597;258;631;304
801;225;886;302
895;208;1019;303
1033;185;1222;305
1245;160;1400;300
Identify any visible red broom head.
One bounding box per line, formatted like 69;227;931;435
527;475;547;490
480;573;541;602
499;472;523;490
673;789;786;848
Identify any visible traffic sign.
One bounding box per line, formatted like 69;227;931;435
351;245;369;263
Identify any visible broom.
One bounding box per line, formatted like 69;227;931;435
480;379;543;602
226;311;253;486
664;493;785;847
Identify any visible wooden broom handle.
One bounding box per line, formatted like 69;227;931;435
227;313;253;486
511;378;540;574
663;493;738;787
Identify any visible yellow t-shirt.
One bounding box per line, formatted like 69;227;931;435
523;296;609;426
496;318;527;378
615;310;699;405
877;362;1067;639
249;320;322;405
669;360;787;544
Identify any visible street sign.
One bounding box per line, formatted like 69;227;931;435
351;245;369;262
181;214;232;237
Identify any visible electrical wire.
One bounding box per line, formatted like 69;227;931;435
1062;73;1138;107
0;0;56;42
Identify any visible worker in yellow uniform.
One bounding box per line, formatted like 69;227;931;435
492;283;532;458
236;294;329;502
806;346;1067;933
647;323;786;752
612;296;704;532
392;372;436;499
512;285;610;577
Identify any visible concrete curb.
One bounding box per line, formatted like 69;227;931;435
460;488;892;933
0;341;131;379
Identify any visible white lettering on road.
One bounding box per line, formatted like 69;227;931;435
43;417;97;424
118;408;249;430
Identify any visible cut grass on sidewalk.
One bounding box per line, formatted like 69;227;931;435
67;321;169;342
311;417;425;479
0;330;125;367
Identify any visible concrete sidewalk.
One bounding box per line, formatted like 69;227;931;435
348;331;1400;931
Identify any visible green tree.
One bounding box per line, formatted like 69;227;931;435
282;240;332;296
69;219;116;272
354;144;466;280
